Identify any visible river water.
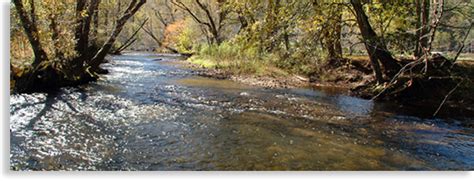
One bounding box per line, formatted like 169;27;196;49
10;53;474;170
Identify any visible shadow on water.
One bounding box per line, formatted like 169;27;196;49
24;93;61;129
9;52;474;171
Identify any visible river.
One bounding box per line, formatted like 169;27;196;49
10;52;474;170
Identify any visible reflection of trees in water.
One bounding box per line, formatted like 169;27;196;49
25;93;57;129
11;88;93;130
10;89;115;170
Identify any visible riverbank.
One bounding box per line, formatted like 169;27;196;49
163;59;306;89
171;57;374;91
176;55;474;115
10;53;474;170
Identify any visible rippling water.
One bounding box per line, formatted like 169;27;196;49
10;53;474;170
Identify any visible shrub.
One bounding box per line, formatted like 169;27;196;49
190;42;271;75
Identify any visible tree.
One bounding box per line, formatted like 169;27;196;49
12;0;48;69
314;2;343;60
11;0;147;92
72;0;102;69
350;0;401;83
415;0;431;58
141;0;181;53
89;0;147;70
172;0;229;45
75;0;101;57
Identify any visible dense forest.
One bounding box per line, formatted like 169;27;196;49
10;0;474;110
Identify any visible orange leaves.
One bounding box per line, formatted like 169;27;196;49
162;19;195;53
163;19;187;47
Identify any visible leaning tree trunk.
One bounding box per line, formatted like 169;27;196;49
77;0;102;57
112;18;149;54
70;0;103;72
12;0;48;68
74;0;87;54
351;0;401;83
142;25;180;53
195;0;225;45
89;0;146;70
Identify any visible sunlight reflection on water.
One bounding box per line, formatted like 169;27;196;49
10;52;474;171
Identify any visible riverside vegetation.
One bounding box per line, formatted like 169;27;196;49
9;0;474;171
10;0;474;116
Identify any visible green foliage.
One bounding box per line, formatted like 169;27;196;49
190;41;284;75
176;28;194;53
11;0;474;84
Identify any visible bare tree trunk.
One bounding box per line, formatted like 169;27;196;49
324;12;343;60
324;31;337;59
172;0;227;45
415;0;430;58
415;0;421;57
325;4;343;59
423;0;445;73
12;0;48;68
89;0;147;69
195;0;220;44
334;10;343;58
76;0;102;56
113;18;149;54
75;0;87;53
142;24;180;53
351;0;401;83
426;0;444;54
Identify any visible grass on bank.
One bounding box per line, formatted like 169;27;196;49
187;42;290;77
